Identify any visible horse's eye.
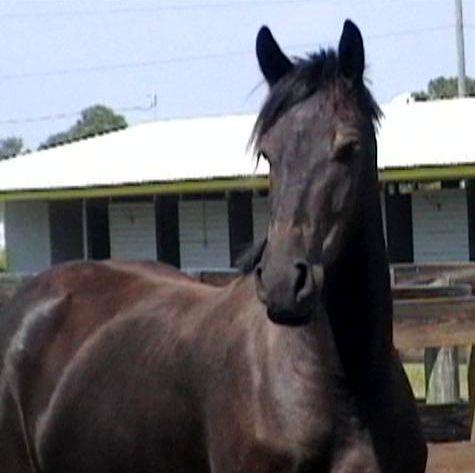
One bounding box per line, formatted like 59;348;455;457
333;140;359;162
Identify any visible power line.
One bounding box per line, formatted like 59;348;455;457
0;25;454;82
0;44;313;82
0;111;83;125
0;23;459;127
366;24;453;40
1;0;461;18
0;0;322;19
3;0;461;7
0;103;153;126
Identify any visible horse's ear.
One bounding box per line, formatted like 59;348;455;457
338;20;365;82
256;26;293;86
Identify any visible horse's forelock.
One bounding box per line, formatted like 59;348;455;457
251;48;381;153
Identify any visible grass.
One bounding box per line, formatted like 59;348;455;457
0;248;5;272
404;362;468;400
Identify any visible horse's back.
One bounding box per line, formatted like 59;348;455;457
0;259;201;375
0;259;233;473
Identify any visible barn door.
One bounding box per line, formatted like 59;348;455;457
109;201;157;260
178;198;230;270
412;189;469;262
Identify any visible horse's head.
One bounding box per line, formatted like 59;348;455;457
252;20;380;326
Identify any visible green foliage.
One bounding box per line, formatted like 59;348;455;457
39;131;70;150
410;90;430;102
412;76;475;101
39;105;127;150
0;136;24;160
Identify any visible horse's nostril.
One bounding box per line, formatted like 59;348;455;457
294;261;314;302
254;264;266;301
295;262;308;293
255;264;263;282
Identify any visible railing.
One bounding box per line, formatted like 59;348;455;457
392;263;475;473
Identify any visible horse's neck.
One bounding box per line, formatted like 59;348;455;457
323;184;393;388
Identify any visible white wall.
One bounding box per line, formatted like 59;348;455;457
412;189;469;262
5;200;51;273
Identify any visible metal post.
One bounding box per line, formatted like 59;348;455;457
455;0;467;97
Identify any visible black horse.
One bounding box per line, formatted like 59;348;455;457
0;20;427;472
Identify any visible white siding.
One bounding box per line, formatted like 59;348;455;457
179;199;229;269
412;189;469;262
109;202;157;260
5;201;51;273
252;196;270;242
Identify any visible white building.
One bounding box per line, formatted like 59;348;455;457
0;97;474;273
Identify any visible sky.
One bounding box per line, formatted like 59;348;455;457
0;0;474;150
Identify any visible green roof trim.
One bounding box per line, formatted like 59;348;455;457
0;177;270;201
378;164;475;182
1;164;475;201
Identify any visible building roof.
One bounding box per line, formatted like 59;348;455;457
0;114;267;199
377;95;475;170
0;97;474;200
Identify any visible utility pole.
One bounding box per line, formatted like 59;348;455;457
455;0;467;97
426;0;468;407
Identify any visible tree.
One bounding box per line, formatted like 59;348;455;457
412;76;475;101
0;137;24;160
39;105;127;150
39;132;70;150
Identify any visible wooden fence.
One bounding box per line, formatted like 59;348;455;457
392;263;475;473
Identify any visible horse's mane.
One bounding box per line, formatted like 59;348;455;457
240;48;382;275
251;49;382;150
